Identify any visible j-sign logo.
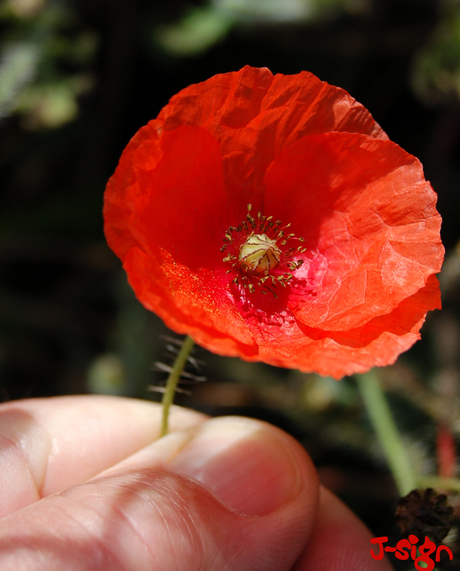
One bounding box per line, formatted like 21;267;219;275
370;535;453;571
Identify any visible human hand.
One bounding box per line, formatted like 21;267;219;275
0;396;392;570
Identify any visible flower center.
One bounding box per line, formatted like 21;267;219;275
221;204;306;297
238;234;281;274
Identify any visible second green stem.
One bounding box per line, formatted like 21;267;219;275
356;371;417;496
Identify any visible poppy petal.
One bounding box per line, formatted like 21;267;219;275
263;132;443;331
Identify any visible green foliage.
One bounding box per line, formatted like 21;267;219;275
0;0;97;128
413;0;460;103
0;41;39;119
154;0;370;57
155;7;235;56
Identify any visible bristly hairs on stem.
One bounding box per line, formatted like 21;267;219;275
150;335;206;395
152;335;205;384
148;335;201;436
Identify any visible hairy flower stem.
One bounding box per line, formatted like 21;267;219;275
160;335;195;437
356;371;417;496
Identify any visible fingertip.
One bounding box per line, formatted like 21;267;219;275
116;416;321;570
169;416;319;516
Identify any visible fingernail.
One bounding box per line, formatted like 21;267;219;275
168;417;303;515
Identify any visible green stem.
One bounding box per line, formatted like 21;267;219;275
160;335;195;437
417;476;460;493
356;371;417;496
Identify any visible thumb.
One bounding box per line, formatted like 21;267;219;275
0;416;319;571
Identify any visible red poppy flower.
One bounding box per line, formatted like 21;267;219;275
104;66;444;379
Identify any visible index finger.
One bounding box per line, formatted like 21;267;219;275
0;395;206;517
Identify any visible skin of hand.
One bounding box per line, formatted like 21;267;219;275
0;396;393;570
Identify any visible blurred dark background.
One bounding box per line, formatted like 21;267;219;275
2;0;460;565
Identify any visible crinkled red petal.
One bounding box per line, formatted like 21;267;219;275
263;132;443;331
157;66;387;213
